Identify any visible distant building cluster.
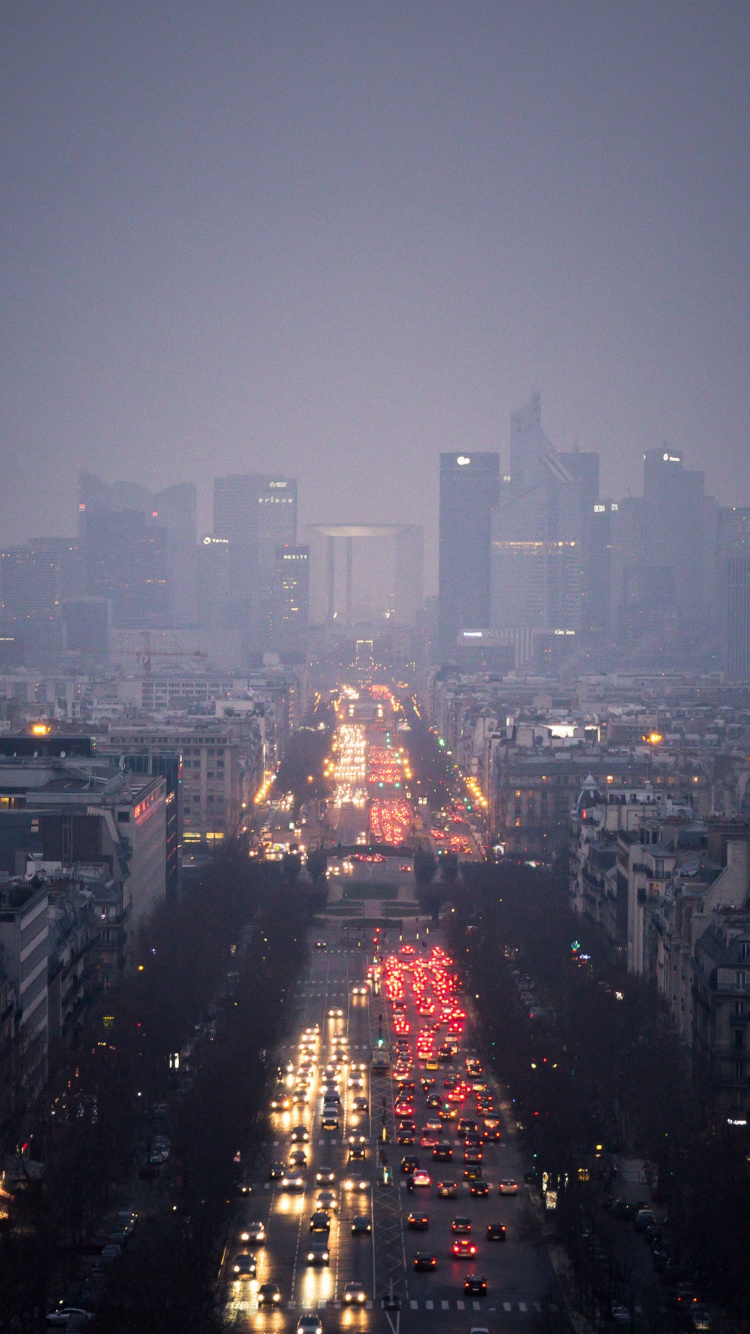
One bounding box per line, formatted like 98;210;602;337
438;390;750;677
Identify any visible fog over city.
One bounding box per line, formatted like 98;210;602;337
3;8;750;1334
1;2;748;583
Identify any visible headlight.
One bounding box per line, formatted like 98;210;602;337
273;1294;280;1302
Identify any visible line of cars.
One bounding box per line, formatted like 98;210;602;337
232;1002;374;1317
383;941;519;1299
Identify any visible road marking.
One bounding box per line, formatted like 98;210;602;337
441;1300;449;1309
456;1301;464;1310
519;1302;527;1311
410;1301;418;1310
503;1302;512;1311
473;1300;480;1309
425;1300;433;1310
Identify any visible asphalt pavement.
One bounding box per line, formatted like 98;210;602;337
221;912;563;1334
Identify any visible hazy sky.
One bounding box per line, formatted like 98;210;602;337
2;2;748;588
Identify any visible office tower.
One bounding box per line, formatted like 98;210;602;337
85;510;169;627
584;501;617;636
720;508;750;680
0;537;84;665
213;473;297;657
490;393;589;638
152;483;198;625
642;448;706;623
78;472;197;628
439;453;500;648
271;545;310;656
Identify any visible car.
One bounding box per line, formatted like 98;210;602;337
314;940;327;950
487;1223;507;1241
407;1212;429;1230
281;1173;305;1191
258;1283;282;1305
464;1164;483;1181
464;1275;487;1296
348;1146;366;1162
232;1252;257;1278
309;1211;331;1232
401;1155;420;1175
690;1308;711;1331
245;1221;266;1244
328;1007;343;1017
452;1238;477;1257
398;1131;415;1146
498;1179;519;1195
316;1191;338;1212
291;1124;309;1142
412;1170;431;1187
344;1283;366;1304
322;1114;339;1131
634;1208;655;1232
351;1214;371;1234
307;1240;330;1265
297;1315;323;1334
611;1307;633;1326
342;1176;369;1191
293;1090;309;1105
351;984;368;995
433;1143;453;1162
437;1180;458;1198
471;1181;489;1198
413;1251;437;1271
316;1168;335;1185
451;1217;472;1233
464;1148;483;1165
289;1149;307;1167
45;1310;94;1327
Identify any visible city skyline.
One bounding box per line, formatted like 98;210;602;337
1;3;748;583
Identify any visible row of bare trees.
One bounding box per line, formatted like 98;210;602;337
450;861;750;1322
0;847;316;1332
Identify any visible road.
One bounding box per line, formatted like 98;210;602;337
222;912;563;1334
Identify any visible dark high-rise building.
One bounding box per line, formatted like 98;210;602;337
0;537;84;665
85;510;169;627
720;508;750;680
213;473;297;657
439;452;499;648
490;394;590;639
78;472;197;628
642;448;706;623
271;544;310;656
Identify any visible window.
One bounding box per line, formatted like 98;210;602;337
739;942;750;963
735;1059;743;1082
734;1001;745;1017
737;972;747;991
734;1030;745;1050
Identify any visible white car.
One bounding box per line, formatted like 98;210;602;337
297;1316;323;1334
498;1178;519;1195
344;1283;366;1304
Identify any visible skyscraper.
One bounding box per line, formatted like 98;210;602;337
642;448;706;623
720;508;750;680
213;473;298;657
78;471;197;627
490;393;590;639
439;452;499;648
270;544;310;657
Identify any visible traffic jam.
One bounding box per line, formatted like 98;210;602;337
380;940;519;1304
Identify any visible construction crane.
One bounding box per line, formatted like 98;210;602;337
135;632;208;702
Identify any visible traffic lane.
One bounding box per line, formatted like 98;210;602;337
238;942;355;1320
388;940;554;1309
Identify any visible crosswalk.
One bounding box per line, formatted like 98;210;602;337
410;1298;540;1313
229;1297;540;1314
